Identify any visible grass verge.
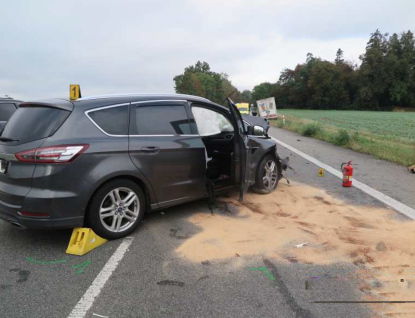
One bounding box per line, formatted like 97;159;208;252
271;116;415;167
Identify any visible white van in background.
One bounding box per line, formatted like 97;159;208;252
256;97;277;119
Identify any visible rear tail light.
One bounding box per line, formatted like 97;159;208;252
15;144;89;163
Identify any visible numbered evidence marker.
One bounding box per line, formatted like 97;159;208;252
70;84;82;101
318;168;325;177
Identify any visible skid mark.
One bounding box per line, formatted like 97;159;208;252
157;280;185;287
263;259;314;318
170;229;191;240
9;268;30;283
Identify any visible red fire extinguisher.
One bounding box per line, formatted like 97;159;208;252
341;161;353;187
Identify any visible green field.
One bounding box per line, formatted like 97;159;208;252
279;110;415;141
271;109;415;166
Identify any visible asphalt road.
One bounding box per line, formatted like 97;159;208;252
2;126;412;318
268;126;415;210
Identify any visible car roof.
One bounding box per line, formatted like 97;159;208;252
77;93;211;103
0;98;22;104
21;93;229;112
74;93;220;108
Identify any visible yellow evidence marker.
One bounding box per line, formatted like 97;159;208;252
69;84;82;100
66;228;107;256
318;168;325;177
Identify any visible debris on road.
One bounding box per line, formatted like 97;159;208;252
375;242;387;252
400;278;409;289
294;242;308;248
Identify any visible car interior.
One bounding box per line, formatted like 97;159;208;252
192;106;237;188
203;131;235;186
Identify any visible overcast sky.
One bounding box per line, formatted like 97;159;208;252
1;0;414;100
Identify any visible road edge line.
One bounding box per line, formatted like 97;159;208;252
271;136;415;220
68;237;134;318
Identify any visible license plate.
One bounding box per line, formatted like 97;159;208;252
0;159;8;174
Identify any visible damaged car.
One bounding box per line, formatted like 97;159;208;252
0;94;289;239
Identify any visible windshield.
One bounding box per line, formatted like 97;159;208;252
1;106;70;144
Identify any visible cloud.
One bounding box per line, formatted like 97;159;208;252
0;0;414;99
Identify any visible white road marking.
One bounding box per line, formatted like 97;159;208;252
271;136;415;220
68;237;134;318
92;314;109;318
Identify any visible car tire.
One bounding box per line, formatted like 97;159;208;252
86;179;145;240
252;154;281;194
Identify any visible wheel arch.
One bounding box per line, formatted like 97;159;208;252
84;175;153;226
258;148;282;169
254;149;283;182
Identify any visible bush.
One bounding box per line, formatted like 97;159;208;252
333;129;351;146
301;123;322;137
351;132;362;142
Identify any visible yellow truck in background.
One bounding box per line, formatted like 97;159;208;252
235;103;249;115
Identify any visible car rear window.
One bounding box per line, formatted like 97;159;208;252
0;103;17;121
1;106;70;144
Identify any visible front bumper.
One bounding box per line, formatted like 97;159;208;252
279;156;294;172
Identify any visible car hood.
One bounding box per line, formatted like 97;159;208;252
242;115;270;133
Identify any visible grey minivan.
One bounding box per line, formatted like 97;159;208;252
0;94;287;239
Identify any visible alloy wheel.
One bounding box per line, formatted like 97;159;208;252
99;187;140;233
263;160;278;191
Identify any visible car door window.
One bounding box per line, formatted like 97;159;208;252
131;105;191;135
87;105;129;135
192;107;233;136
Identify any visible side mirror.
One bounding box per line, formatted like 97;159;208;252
253;125;265;136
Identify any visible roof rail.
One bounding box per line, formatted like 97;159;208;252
77;93;211;103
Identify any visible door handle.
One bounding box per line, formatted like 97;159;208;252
140;146;160;153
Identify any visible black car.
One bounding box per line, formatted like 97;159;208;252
0;94;287;239
0;98;21;132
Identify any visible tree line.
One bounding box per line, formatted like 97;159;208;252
174;30;415;110
173;61;246;105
